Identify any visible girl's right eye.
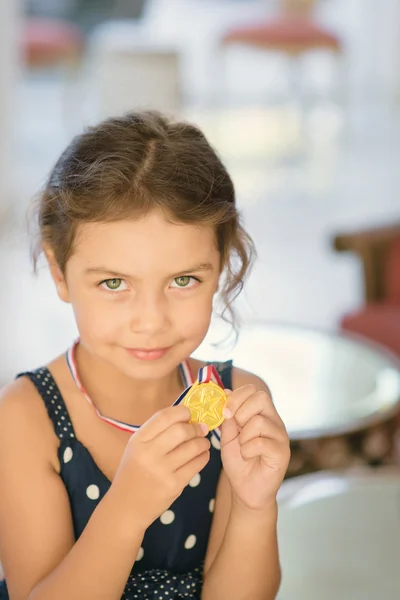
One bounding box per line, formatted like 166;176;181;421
100;278;128;292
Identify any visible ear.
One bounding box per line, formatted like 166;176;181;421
44;245;70;303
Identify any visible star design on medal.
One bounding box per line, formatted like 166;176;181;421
189;388;225;426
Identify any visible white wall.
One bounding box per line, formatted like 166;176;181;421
0;0;21;217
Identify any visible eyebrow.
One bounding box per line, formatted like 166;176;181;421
85;263;214;279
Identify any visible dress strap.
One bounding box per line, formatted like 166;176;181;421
211;360;233;391
16;368;76;441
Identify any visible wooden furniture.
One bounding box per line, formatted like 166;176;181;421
333;223;400;356
334;223;400;303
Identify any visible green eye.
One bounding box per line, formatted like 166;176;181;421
174;276;191;287
105;278;122;290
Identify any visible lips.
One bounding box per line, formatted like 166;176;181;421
125;347;171;361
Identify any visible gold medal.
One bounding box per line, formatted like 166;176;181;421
183;380;227;431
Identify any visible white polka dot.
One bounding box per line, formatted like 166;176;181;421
86;484;100;500
211;435;221;450
209;498;215;513
189;473;201;487
63;447;73;463
184;534;197;549
160;510;175;525
136;547;144;561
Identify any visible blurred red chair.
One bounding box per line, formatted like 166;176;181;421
220;0;342;101
333;224;400;356
222;15;340;57
22;18;84;70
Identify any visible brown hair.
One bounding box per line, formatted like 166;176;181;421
32;111;255;330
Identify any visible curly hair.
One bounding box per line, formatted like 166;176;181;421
31;111;255;330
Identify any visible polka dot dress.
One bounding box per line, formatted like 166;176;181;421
0;361;233;600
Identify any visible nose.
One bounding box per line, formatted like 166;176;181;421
128;289;170;336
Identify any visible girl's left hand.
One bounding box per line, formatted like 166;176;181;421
220;384;290;511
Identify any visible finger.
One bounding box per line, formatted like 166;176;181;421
175;450;210;488
140;405;192;441
240;437;282;462
233;390;281;428
155;421;209;454
224;384;278;422
168;436;211;471
238;414;286;446
220;413;240;447
223;384;255;419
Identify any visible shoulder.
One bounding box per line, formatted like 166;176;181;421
232;366;272;396
0;376;42;425
0;376;60;470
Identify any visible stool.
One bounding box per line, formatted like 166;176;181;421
220;17;342;102
22;18;84;70
277;467;400;599
21;18;85;131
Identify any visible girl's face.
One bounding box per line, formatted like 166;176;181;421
51;210;221;380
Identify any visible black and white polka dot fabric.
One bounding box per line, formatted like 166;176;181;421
0;361;232;600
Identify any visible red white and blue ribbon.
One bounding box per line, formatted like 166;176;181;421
66;340;223;441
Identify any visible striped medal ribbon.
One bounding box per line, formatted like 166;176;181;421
66;340;223;442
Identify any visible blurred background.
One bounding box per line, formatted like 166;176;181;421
0;1;400;598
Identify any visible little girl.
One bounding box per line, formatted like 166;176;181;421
0;112;290;600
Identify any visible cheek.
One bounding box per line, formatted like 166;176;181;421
173;293;214;338
69;288;125;342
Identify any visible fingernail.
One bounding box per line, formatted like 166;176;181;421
223;407;233;419
200;423;209;434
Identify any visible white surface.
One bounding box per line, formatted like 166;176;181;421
277;468;400;600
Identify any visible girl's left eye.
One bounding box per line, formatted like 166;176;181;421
170;276;199;289
100;278;128;292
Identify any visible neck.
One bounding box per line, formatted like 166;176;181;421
72;342;186;424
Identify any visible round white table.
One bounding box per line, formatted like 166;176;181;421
195;322;400;476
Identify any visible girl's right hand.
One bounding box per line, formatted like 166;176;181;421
111;405;210;529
